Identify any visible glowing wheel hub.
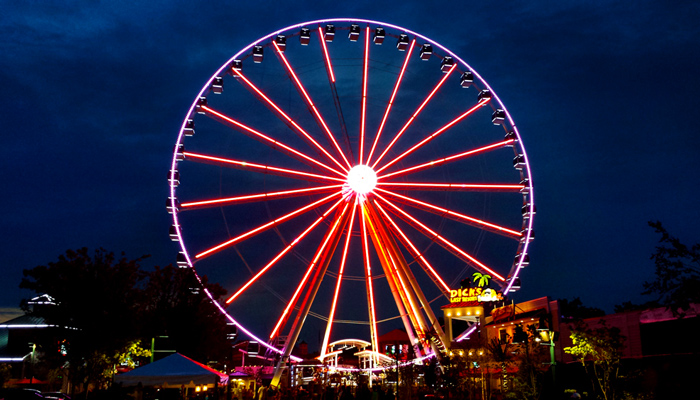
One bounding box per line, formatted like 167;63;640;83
346;165;377;195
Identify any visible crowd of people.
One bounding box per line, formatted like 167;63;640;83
231;383;399;400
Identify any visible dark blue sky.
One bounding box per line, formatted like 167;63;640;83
2;1;699;329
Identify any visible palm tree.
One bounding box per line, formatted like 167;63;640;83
473;272;491;288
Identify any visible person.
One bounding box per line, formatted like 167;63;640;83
233;384;243;400
257;385;267;400
370;386;379;400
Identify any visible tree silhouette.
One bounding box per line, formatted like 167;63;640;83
643;221;700;317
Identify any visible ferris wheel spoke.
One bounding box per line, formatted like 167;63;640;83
228;71;349;175
379;138;515;180
320;202;357;358
225;197;346;305
200;105;346;178
363;203;426;351
375;97;490;174
371;63;458;170
358;25;371;165
273;41;352;170
376;182;524;192
180;184;342;210
318;27;354;162
183;152;345;184
371;200;451;294
366;38;416;166
370;201;451;351
376;188;522;239
374;192;506;283
360;207;379;360
195;192;341;260
270;203;351;339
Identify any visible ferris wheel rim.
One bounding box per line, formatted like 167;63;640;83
168;17;535;365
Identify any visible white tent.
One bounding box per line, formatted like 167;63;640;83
114;353;228;387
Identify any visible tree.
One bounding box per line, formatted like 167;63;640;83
559;297;605;322
21;248;149;392
643;220;700;317
564;320;625;400
509;324;550;400
485;335;513;395
139;265;230;362
19;248;229;393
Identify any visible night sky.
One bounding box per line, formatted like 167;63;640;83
2;0;699;341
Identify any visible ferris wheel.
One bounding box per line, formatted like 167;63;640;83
168;18;534;380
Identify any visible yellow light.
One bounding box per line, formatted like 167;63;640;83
203;386;208;392
468;352;473;356
447;313;451;317
467;311;471;315
456;312;461;316
459;351;463;356
195;387;201;393
476;310;480;315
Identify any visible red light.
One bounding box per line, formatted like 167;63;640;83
379;139;515;180
202;106;347;176
184;152;345;183
376;182;524;191
367;39;415;165
181;185;342;209
318;27;335;83
374;193;505;282
372;62;457;170
225;74;348;175
359;26;370;165
195;192;340;259
360;208;379;359
225;198;345;304
273;42;351;170
376;188;522;237
270;203;350;338
376;97;489;174
321;203;357;356
373;201;452;293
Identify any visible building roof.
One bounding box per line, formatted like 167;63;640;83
0;314;47;328
377;329;409;343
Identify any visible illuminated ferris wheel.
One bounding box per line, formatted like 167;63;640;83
168;18;534;380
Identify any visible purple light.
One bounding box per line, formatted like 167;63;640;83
455;324;479;342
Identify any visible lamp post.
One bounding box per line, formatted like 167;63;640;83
536;319;557;393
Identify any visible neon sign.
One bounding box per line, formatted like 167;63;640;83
449;273;504;303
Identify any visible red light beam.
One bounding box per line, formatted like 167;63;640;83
374;193;506;282
376;188;522;238
366;39;415;165
195;192;340;259
273;41;352;169
201;105;346;177
376;182;525;192
359;25;370;165
320;202;357;356
228;72;348;175
270;203;350;338
318;27;335;83
372;200;452;295
183;152;345;184
225;197;345;304
181;185;342;210
375;97;489;174
371;63;457;170
379;139;515;180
